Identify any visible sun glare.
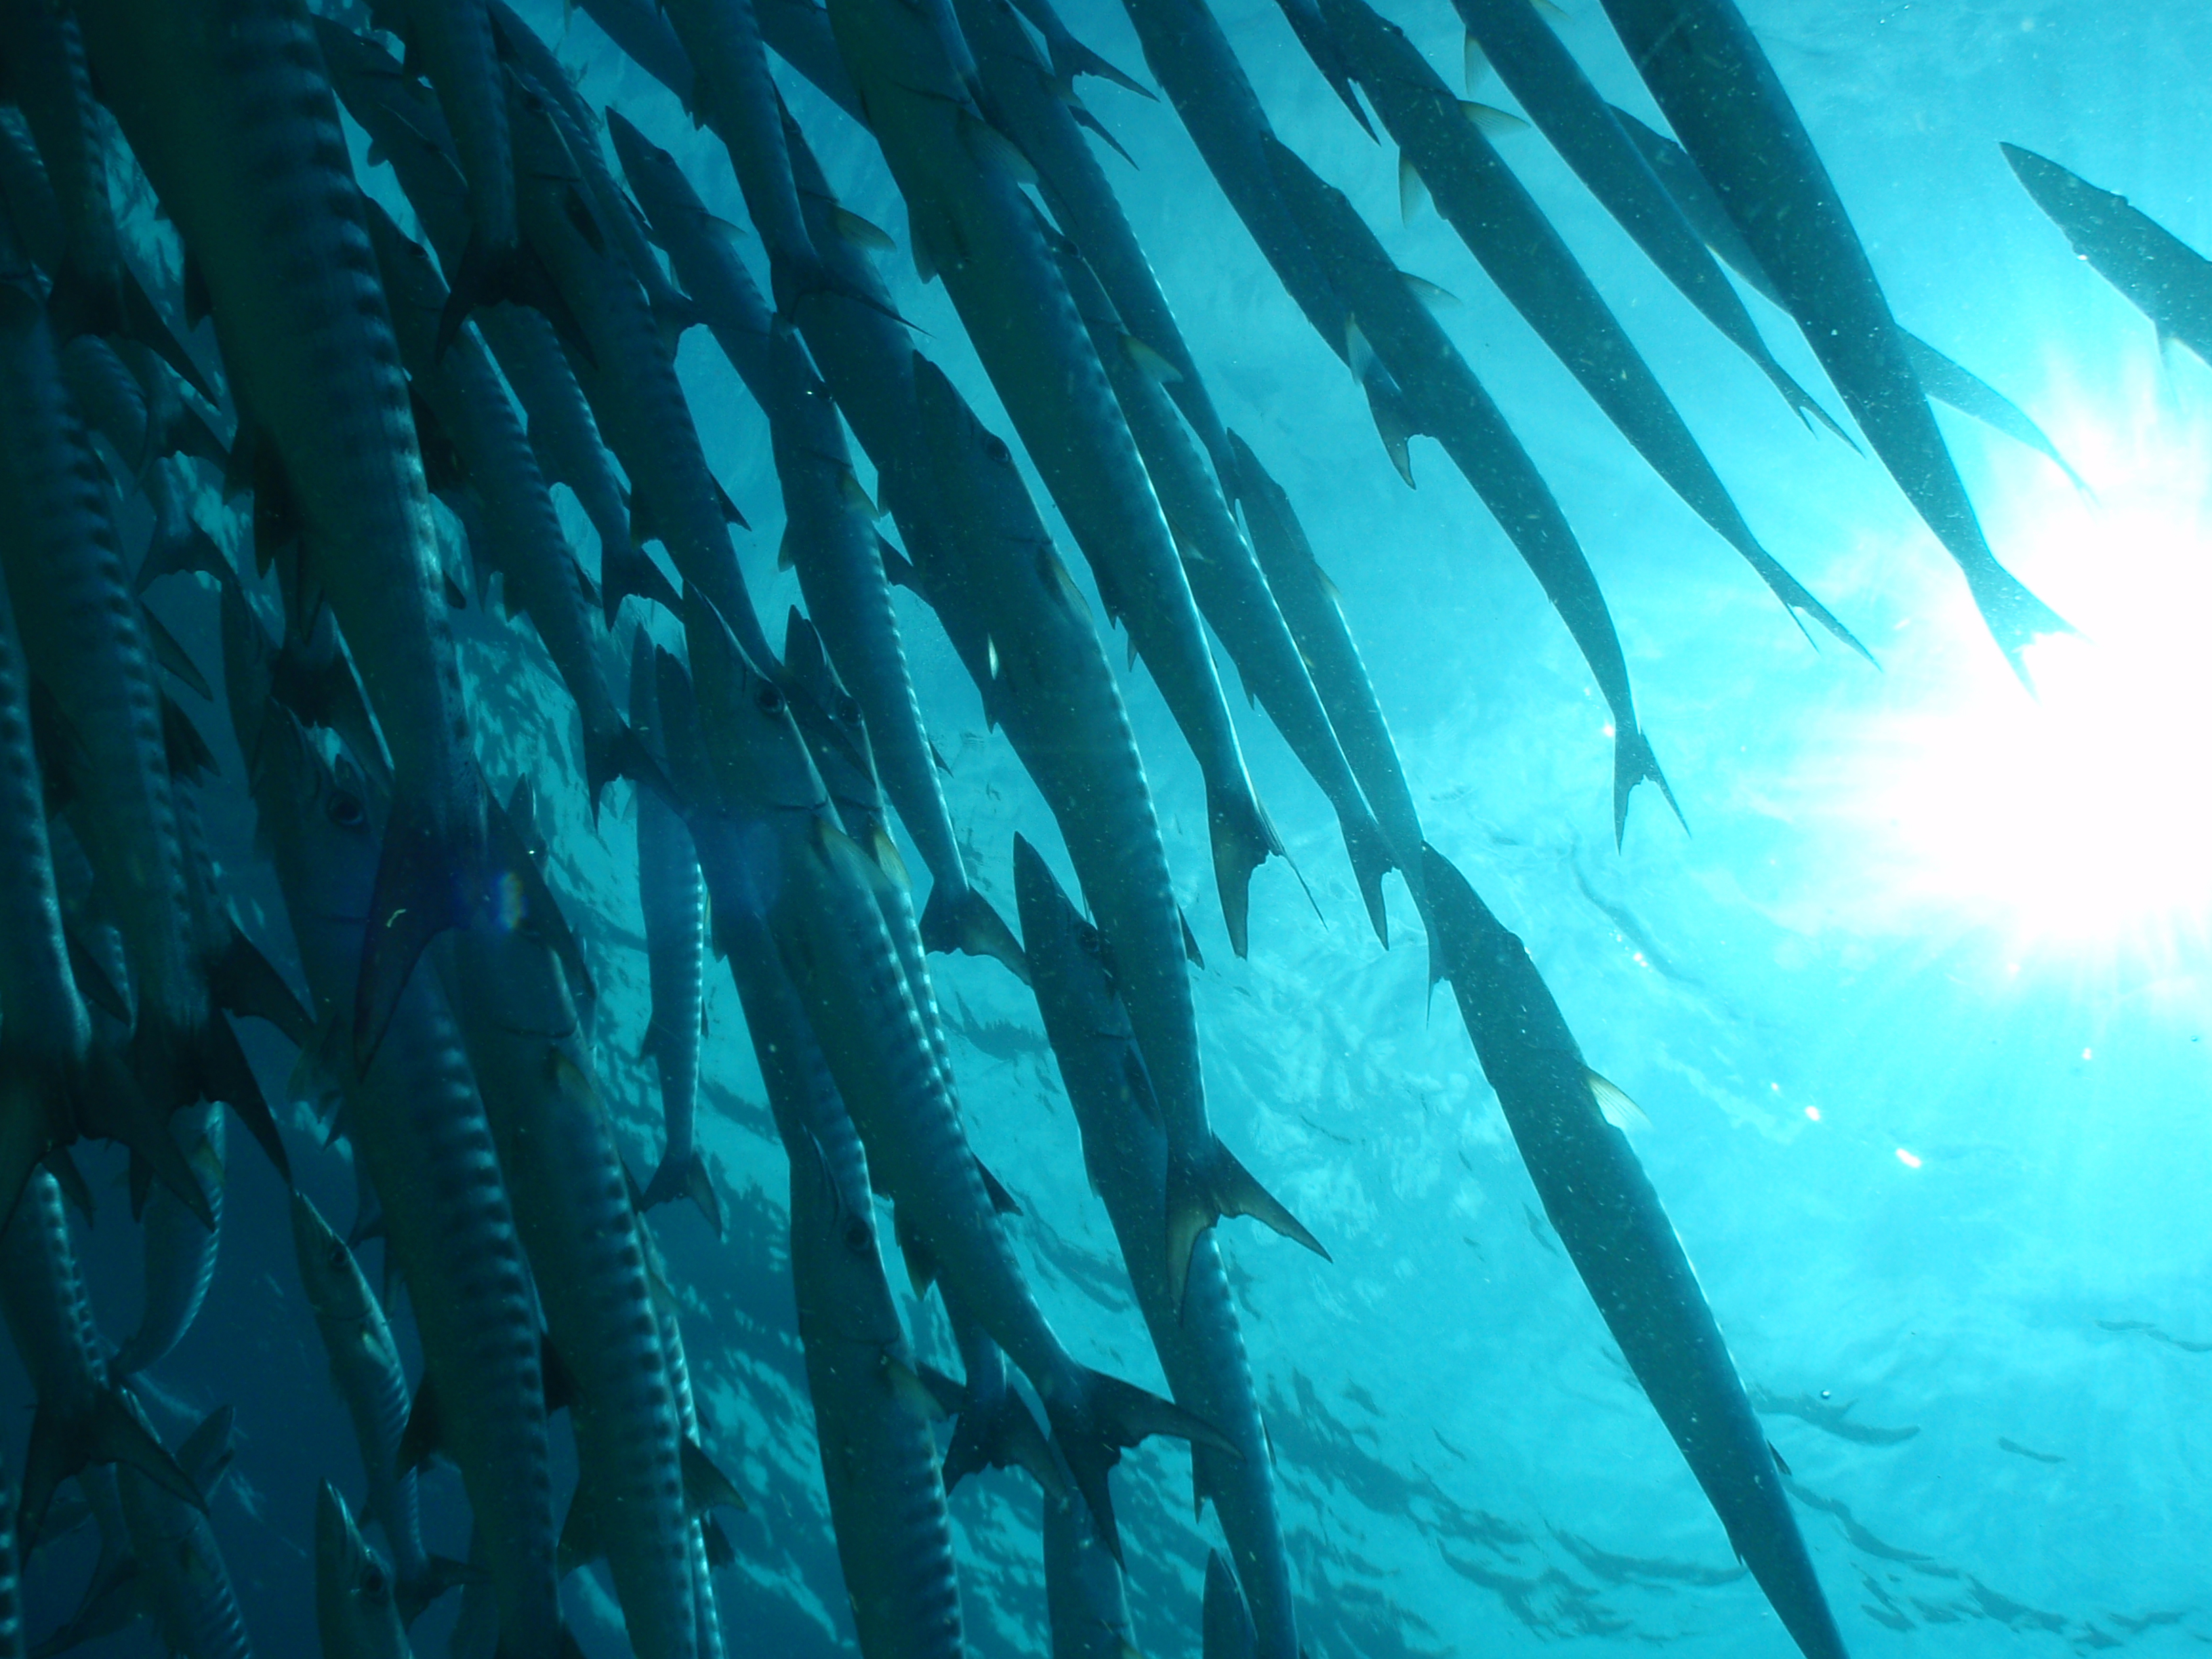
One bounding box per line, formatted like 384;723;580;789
1805;351;2212;975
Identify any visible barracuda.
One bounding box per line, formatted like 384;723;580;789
1017;839;1303;1659
1227;433;1429;918
434;825;699;1659
316;1481;415;1659
830;0;1284;956
1448;0;1845;438
1422;842;1847;1659
504;66;775;670
1597;0;2068;678
628;635;715;1228
611;112;1026;982
665;607;1231;1560
1265;134;1681;845
369;0;514;349
909;360;1319;1309
362;202;645;812
291;1191;452;1624
1323;0;1866;661
75;0;491;1062
226;589;562;1659
1054;234;1396;947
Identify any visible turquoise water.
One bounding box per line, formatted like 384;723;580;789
9;1;2210;1655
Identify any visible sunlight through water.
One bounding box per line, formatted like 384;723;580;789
1801;348;2212;979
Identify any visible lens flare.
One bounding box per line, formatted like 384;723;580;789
1793;350;2212;977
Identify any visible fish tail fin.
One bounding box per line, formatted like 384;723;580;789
1206;780;1283;961
917;883;1032;985
193;1010;293;1186
1052;35;1154;100
769;246;914;335
0;1065;68;1238
396;1554;485;1627
75;1039;216;1230
936;1368;1065;1501
1765;360;1860;453
585;715;671;822
1204;1549;1259;1659
1962;558;2075;687
600;539;680;625
1208;1133;1330;1261
18;1386;203;1549
1738;548;1877;668
132;519;228;596
352;785;489;1068
1044;1369;1238;1566
1342;806;1395;946
641;1146;724;1238
119;262;220;407
1612;726;1684;848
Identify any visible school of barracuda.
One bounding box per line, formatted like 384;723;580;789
0;0;2167;1651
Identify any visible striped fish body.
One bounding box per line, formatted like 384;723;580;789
907;364;1204;1218
1043;1482;1135;1659
1445;0;1825;423
1265;135;1673;840
0;507;87;1133
832;0;1280;955
112;1103;225;1377
611;117;983;939
504;73;771;669
78;0;485;924
363;206;628;803
712;893;963;1659
0;273;201;1046
438;922;697;1659
1059;244;1393;942
657;0;816;272
1017;846;1299;1659
0;1448;18;1659
638;779;707;1189
954;0;1235;489
1115;0;1347;357
1229;436;1425;907
377;0;514;278
634;1217;726;1659
118;1421;253;1659
316;1481;416;1659
0;1169;105;1420
1597;0;2064;668
316;22;642;586
1325;0;1856;654
239;704;560;1659
0;0;121;327
785;1088;964;1659
1423;845;1847;1659
291;1192;431;1599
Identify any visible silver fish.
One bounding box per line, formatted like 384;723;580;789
1017;838;1301;1659
672;600;1229;1561
77;0;492;1061
290;1191;441;1622
226;592;562;1659
909;361;1317;1309
830;0;1284;954
316;1481;415;1659
610;110;1026;981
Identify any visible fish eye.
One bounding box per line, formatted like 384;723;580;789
359;1563;388;1600
754;680;785;715
1077;928;1101;958
323;1238;348;1270
983;434;1010;465
841;1216;870;1253
327;790;367;829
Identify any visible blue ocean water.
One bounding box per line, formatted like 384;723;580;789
8;0;2209;1655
